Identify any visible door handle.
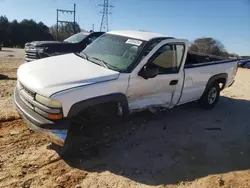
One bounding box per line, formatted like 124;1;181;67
170;80;178;85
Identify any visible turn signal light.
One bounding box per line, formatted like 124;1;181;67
48;114;62;120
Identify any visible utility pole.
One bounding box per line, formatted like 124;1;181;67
73;4;76;34
99;0;113;32
56;9;59;40
56;3;76;40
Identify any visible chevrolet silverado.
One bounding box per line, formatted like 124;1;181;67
14;30;238;150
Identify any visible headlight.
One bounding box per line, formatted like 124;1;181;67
35;94;62;108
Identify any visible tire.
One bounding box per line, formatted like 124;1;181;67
59;127;96;158
60;102;120;157
199;82;220;109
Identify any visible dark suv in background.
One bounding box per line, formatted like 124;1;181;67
24;31;104;62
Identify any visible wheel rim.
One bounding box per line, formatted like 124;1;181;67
208;87;217;104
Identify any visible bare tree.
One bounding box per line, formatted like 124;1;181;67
189;37;228;57
50;22;81;41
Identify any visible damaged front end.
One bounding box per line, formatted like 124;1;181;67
14;86;69;146
28;122;68;147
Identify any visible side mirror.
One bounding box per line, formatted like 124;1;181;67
139;66;158;79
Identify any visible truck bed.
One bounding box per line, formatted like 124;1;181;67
178;55;238;105
185;51;236;68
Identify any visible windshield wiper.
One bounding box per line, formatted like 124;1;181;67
104;62;120;71
78;54;119;71
89;56;109;69
89;56;120;71
78;52;89;60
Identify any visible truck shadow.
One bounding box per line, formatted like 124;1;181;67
0;49;13;52
60;96;250;186
0;74;17;80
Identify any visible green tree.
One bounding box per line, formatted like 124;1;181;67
0;16;10;45
0;15;54;47
9;19;20;47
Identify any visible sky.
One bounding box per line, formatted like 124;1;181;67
0;0;249;55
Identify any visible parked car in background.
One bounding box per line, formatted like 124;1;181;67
24;31;104;62
237;59;250;67
243;61;250;68
15;30;238;150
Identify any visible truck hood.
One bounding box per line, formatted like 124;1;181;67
17;53;120;97
26;41;62;47
25;41;73;48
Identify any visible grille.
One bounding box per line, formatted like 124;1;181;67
18;82;62;118
25;47;39;62
20;83;35;99
20;94;34;110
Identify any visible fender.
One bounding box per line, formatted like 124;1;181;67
206;73;228;91
67;93;129;120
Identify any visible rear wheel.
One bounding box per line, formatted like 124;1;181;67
199;82;220;109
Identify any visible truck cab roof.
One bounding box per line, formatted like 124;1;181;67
107;30;166;41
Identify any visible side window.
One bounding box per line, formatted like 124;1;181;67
141;40;162;59
88;35;99;44
176;45;184;67
148;44;184;74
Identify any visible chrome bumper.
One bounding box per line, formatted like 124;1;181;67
14;87;69;146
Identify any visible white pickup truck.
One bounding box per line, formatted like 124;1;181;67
14;30;238;148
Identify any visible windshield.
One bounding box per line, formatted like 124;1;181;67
64;32;89;43
81;33;146;72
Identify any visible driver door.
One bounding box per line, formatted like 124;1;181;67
126;39;188;111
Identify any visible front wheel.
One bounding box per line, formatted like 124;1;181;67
199;82;220;109
59;102;121;157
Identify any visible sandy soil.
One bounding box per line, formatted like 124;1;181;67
0;48;250;188
0;48;24;121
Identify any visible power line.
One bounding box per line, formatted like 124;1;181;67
99;0;113;32
56;3;76;40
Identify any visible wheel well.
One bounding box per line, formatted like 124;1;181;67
207;73;228;91
68;101;121;137
67;93;129;120
82;101;119;116
216;77;227;90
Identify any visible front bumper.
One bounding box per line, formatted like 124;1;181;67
14;87;69;146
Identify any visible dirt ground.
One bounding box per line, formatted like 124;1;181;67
0;48;250;188
0;48;23;121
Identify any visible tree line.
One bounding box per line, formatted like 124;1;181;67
0;15;246;58
0;16;53;48
0;15;81;48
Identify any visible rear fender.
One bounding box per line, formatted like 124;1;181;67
206;73;228;92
